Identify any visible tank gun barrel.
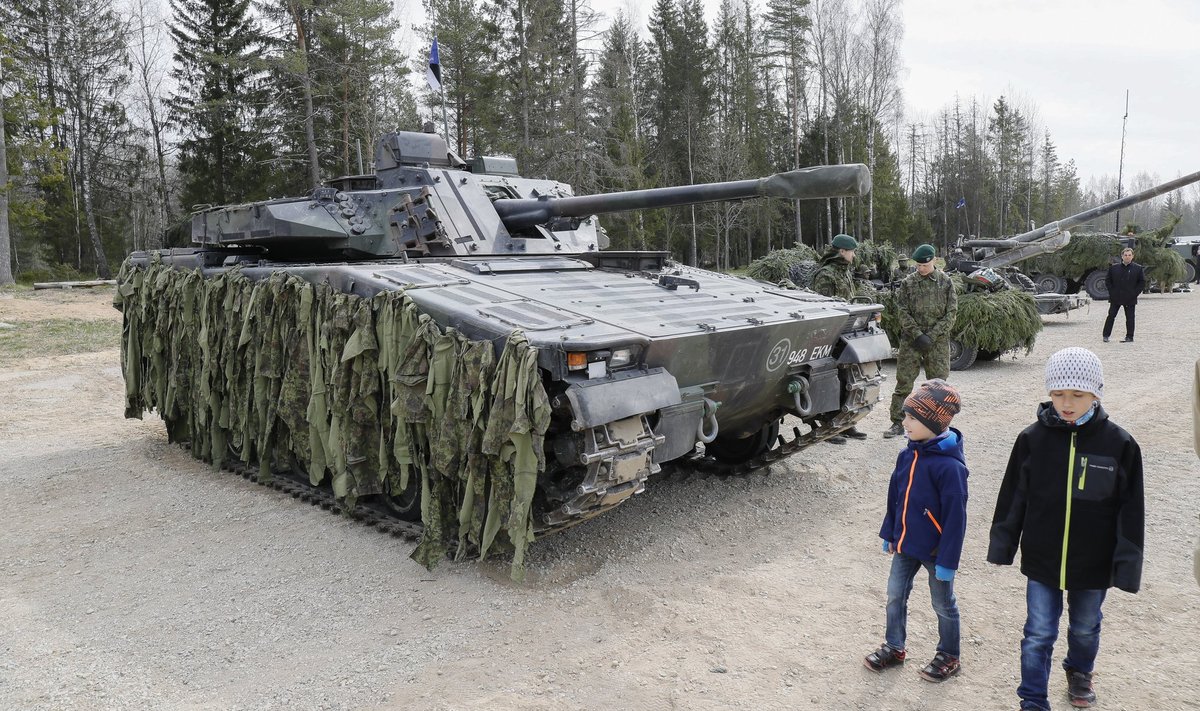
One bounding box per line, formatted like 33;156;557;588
493;164;872;230
955;169;1200;270
972;170;1200;249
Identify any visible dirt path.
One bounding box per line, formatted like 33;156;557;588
0;287;1197;710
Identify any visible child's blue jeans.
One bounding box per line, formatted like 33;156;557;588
1017;578;1107;711
884;551;960;657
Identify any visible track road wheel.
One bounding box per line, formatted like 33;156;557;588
1034;273;1068;294
705;420;780;464
949;339;978;371
1185;261;1197;284
383;472;422;522
1082;270;1109;300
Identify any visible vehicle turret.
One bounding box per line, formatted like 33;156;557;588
191;130;871;261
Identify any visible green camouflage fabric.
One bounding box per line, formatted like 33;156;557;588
809;250;858;301
888;269;958;423
115;258;550;581
892;269;958;344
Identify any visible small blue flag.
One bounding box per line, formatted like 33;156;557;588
426;36;442;91
955;197;966;209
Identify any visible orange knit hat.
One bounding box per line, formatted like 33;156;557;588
902;379;962;433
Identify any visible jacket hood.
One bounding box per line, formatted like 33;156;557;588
1036;401;1110;431
818;249;852;268
907;426;967;467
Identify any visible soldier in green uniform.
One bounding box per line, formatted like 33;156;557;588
884;243;959;438
810;233;868;443
810;233;860;302
893;254;915;281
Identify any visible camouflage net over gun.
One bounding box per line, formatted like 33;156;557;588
114;257;551;581
1026;215;1187;287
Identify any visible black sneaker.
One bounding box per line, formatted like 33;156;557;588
1066;669;1096;707
827;435;847;445
883;422;904;438
1102;336;1110;342
918;651;961;682
843;427;868;440
1121;337;1133;343
863;643;905;672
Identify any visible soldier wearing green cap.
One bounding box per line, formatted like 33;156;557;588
884;243;958;438
810;233;868;442
810;233;861;302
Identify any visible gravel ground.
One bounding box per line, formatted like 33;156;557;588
0;286;1197;711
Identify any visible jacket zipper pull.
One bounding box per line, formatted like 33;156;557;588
1079;456;1088;490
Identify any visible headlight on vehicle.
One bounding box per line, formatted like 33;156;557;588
609;347;633;368
847;313;870;331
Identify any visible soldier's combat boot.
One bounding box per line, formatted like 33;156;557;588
883;422;904;438
843;426;868;440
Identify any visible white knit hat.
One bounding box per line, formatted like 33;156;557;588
1044;347;1104;398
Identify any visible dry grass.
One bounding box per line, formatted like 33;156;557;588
0;318;122;363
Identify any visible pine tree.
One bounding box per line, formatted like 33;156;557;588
587;11;654;249
647;0;713;264
422;0;504;158
169;0;274;208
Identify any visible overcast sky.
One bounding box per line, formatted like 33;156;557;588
582;0;1200;185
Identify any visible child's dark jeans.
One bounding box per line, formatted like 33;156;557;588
1017;578;1107;710
885;551;960;657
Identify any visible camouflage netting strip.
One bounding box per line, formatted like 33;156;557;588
951;288;1042;353
853;241;898;282
114;257;550;582
1026;234;1126;280
744;245;819;282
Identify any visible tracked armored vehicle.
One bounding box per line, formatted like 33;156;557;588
116;130;889;577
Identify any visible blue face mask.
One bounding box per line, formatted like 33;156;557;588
1071;401;1099;426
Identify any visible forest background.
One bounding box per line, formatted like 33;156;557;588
1;0;1197;284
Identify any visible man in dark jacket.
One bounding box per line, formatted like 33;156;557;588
988;347;1144;710
1101;247;1145;343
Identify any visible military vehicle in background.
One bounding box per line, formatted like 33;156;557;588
1023;214;1187;299
115;129;891;577
1169;234;1200;284
749;171;1200;370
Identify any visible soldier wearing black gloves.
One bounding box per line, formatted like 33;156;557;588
884;244;959;438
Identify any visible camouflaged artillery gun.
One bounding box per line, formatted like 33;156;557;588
951;171;1200;295
115;129;890;575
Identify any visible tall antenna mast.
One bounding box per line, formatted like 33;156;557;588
1114;90;1129;232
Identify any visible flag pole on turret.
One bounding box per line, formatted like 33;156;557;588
426;36;450;145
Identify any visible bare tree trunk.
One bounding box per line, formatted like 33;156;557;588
288;3;321;188
78;134;111;279
131;0;170;246
0;74;13;285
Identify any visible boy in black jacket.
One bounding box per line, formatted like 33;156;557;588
865;379;969;683
988;347;1144;710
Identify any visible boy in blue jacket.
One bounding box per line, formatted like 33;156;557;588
864;379;968;683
